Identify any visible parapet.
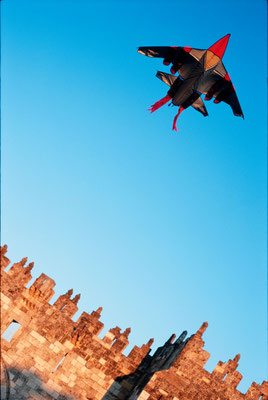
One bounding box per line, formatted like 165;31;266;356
1;245;267;400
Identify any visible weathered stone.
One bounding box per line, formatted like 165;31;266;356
0;245;266;400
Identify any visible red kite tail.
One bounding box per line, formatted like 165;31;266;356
172;106;184;131
148;94;172;113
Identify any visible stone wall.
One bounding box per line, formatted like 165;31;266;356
1;245;267;400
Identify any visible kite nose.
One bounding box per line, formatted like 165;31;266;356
208;34;231;59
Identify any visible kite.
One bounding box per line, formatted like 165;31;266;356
138;34;244;131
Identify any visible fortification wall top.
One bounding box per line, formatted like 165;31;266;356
1;245;267;400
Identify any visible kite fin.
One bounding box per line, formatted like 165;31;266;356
149;94;172;113
208;34;230;59
172;106;184;131
191;97;208;116
156;71;177;87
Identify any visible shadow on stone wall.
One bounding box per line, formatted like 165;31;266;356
1;366;75;400
102;331;189;400
101;357;151;400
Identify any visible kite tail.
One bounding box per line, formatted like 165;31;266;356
148;94;172;113
172;106;184;131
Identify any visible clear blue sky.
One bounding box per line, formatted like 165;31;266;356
1;0;267;393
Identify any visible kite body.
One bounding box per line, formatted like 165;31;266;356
138;34;244;131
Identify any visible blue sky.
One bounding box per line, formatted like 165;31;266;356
1;0;267;393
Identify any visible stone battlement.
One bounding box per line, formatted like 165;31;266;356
1;245;267;400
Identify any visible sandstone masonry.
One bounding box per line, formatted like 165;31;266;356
0;245;267;400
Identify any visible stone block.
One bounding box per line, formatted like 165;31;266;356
76;356;86;365
140;392;150;400
60;374;69;383
64;341;74;350
69;373;76;381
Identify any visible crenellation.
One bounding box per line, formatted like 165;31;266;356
29;273;56;302
196;321;208;336
1;245;267;400
62;301;79;319
25;261;35;273
224;369;243;388
72;294;81;305
111;327;131;354
172;323;210;371
54;289;74;309
226;354;240;373
244;381;268;400
0;244;10;269
212;354;241;381
127;338;154;365
6;257;33;285
74;309;104;338
103;326;122;346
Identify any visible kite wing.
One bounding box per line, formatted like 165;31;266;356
197;61;244;118
138;46;206;74
191;96;208;117
156;71;177;86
